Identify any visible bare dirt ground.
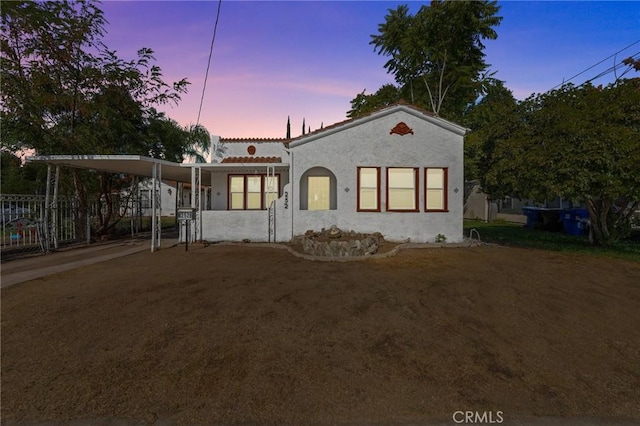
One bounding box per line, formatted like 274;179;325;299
2;244;639;424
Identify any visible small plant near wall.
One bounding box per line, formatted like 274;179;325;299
435;233;447;243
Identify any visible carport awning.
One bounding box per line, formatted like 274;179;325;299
27;155;207;185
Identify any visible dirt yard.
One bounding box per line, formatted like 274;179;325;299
2;244;639;424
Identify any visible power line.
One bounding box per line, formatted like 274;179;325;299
196;0;222;127
551;39;640;90
583;51;640;85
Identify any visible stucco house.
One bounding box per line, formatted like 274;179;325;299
28;103;468;248
192;103;467;243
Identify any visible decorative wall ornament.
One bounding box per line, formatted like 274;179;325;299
390;122;414;136
247;145;256;155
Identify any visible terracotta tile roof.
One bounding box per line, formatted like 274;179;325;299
219;137;290;143
221;156;282;164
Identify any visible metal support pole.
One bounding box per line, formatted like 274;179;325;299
185;220;189;251
191;166;201;242
267;165;276;242
44;165;51;252
151;162;157;252
157;163;162;249
52;165;59;250
43;164;60;251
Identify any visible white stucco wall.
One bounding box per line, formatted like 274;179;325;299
215;138;288;159
200;184;291;242
289;108;465;243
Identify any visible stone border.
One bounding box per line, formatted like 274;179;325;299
212;239;497;262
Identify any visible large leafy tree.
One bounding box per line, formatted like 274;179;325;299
347;84;401;118
357;0;502;121
462;80;520;184
0;151;47;194
484;80;640;245
1;0;210;237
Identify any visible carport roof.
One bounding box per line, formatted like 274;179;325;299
27;155;199;184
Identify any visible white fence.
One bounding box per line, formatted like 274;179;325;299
1;194;77;257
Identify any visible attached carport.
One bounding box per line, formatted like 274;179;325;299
27;155;210;252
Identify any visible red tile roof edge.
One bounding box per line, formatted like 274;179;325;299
220;102;440;145
219;138;291;143
221;156;283;164
282;101;438;143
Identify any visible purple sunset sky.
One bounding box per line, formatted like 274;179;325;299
99;1;640;141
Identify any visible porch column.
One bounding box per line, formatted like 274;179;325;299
44;164;60;251
191;166;202;242
151;162;162;252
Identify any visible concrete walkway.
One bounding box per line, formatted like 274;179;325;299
1;238;179;289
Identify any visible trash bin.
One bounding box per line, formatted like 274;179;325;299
573;208;589;236
563;208;589;236
522;207;540;229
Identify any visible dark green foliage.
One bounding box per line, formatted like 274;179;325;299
1;0;210;236
462;80;520;184
353;1;502;121
480;80;640;245
0;151;47;194
347;84;401;118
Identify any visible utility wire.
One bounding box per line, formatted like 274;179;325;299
551;39;640;90
583;51;640;85
196;0;222;127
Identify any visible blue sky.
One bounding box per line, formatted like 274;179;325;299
99;1;640;140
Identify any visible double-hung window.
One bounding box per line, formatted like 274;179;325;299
357;167;380;211
246;176;262;209
386;168;418;211
425;168;448;211
229;175;279;210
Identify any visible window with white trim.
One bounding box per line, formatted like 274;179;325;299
387;168;418;211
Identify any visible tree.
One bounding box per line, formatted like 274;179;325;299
347;84;401;118
286;116;291;139
0;151;47;194
302;118;306;135
361;1;502;121
484;80;640;245
1;0;208;237
462;80;520;183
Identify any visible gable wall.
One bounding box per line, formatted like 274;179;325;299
217;139;288;159
290;110;464;242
